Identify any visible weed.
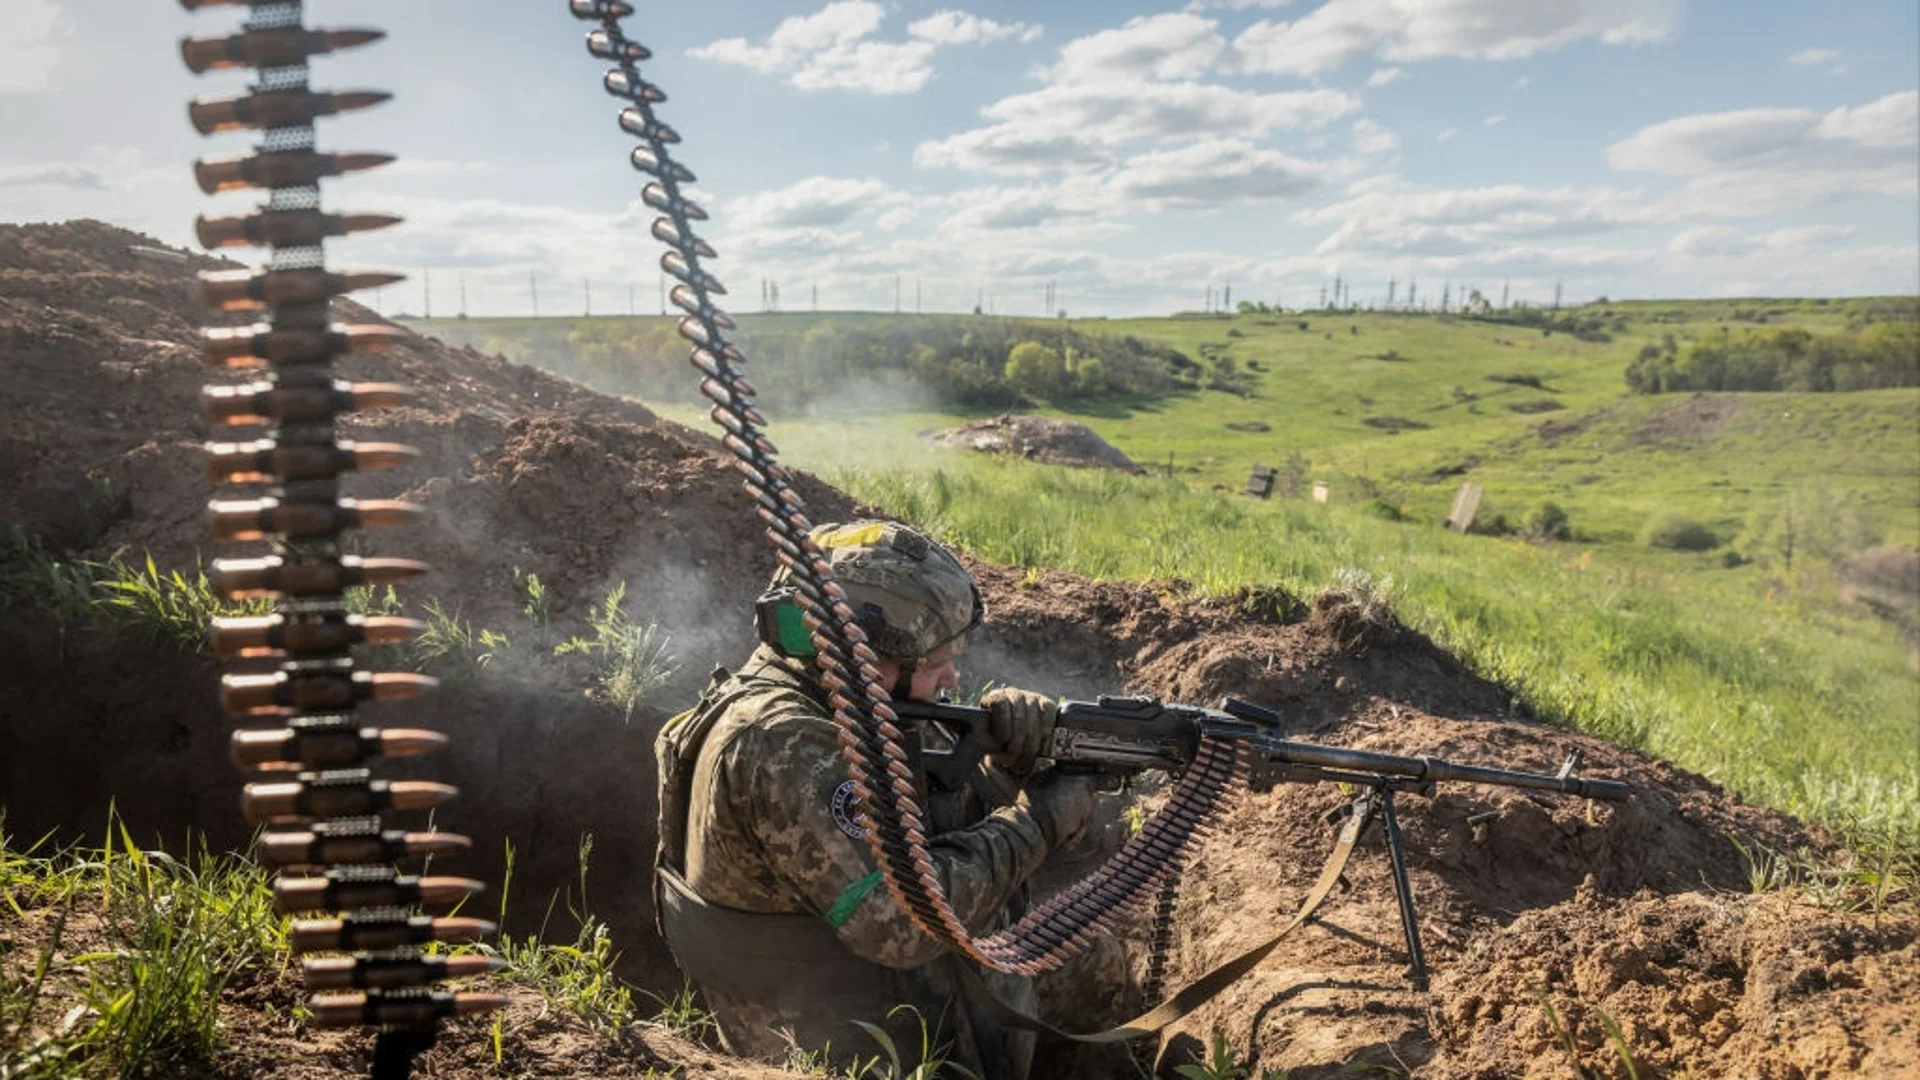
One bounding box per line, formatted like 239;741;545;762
489;835;642;1039
0;814;282;1077
849;1005;977;1080
555;582;679;723
93;554;272;651
1174;1031;1249;1080
412;598;511;673
641;983;715;1046
515;567;551;632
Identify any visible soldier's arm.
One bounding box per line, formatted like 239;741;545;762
725;712;1049;970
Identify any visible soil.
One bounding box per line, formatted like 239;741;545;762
1632;394;1744;446
921;413;1144;472
3;222;1915;1078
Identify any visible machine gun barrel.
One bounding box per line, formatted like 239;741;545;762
1253;737;1630;801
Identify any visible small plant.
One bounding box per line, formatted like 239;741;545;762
515;567;551;631
1526;502;1571;543
1174;1031;1249;1080
1328;566;1396;624
850;1004;977;1080
555;582;679;723
1642;513;1720;552
412;598;511;672
94;554;271;651
1361;498;1404;522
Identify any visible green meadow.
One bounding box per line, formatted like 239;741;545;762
408;301;1920;844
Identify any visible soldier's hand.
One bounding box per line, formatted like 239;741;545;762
1019;767;1098;851
980;687;1055;775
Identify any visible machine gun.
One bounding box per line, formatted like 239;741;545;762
896;695;1630;988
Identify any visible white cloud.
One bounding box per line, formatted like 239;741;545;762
1787;47;1841;68
1352;118;1401;158
1436;127;1459;142
1668;223;1858;258
0;163;107;190
1297;182;1650;256
1608;91;1919;215
1366;66;1407;87
688;1;1037;95
875;206;917;231
1045;13;1225;83
1185;0;1292;9
916;83;1360;175
908;11;1041;46
1108;138;1331;207
0;0;65;95
1229;0;1678;77
1483;113;1505;126
727;176;903;230
1513;74;1532;88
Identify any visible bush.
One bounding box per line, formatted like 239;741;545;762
1362;498;1405;521
1004;340;1068;399
1643;513;1720;551
1525;502;1571;542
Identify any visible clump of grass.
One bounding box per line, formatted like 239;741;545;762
555;582;679;723
0;542;269;652
1642;513;1720;552
0;814;282;1077
93;554;272;651
850;1005;978;1080
412;598;512;673
1732;833;1916;912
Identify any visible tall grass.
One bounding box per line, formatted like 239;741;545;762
0;816;283;1078
823;457;1919;846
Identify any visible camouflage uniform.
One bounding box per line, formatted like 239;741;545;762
656;645;1135;1078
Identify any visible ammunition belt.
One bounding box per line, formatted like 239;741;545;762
181;0;503;1064
566;2;1248;975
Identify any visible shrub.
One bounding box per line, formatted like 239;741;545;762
1643;513;1720;551
1362;498;1405;521
1525;502;1571;542
1004;340;1068;399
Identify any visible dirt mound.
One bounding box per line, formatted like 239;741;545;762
921;413;1143;472
3;222;1913;1078
1632;393;1743;446
1429;890;1920;1079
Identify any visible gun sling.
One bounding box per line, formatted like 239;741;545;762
956;791;1370;1045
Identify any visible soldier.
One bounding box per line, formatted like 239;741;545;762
654;521;1128;1078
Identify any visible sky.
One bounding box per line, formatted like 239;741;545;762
2;0;1916;318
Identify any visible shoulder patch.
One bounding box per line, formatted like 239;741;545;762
830;779;868;840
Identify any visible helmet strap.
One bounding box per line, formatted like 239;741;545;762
890;658;918;701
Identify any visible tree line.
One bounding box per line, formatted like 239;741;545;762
472;318;1200;411
1625;322;1920;394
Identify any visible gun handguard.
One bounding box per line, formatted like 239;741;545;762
898;695;1630;802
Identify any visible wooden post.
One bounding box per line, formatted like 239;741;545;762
1447;482;1484;533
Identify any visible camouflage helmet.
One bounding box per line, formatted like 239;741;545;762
773;520;984;661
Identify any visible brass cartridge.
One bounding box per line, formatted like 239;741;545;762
308;990;506;1028
202;379;413;424
230;725;447;770
189;88;390;135
222;670;437;717
194;150;393;195
208;497;420;543
198;269;404;313
181;27;384;74
196;210;401;250
289;914;494;954
205;440;419;485
211;555;426;599
301;953;501;991
272;871;482;914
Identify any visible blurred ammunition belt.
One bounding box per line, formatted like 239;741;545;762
567;1;1246;976
180;0;503;1070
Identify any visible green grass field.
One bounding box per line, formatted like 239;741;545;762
408;302;1920;845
